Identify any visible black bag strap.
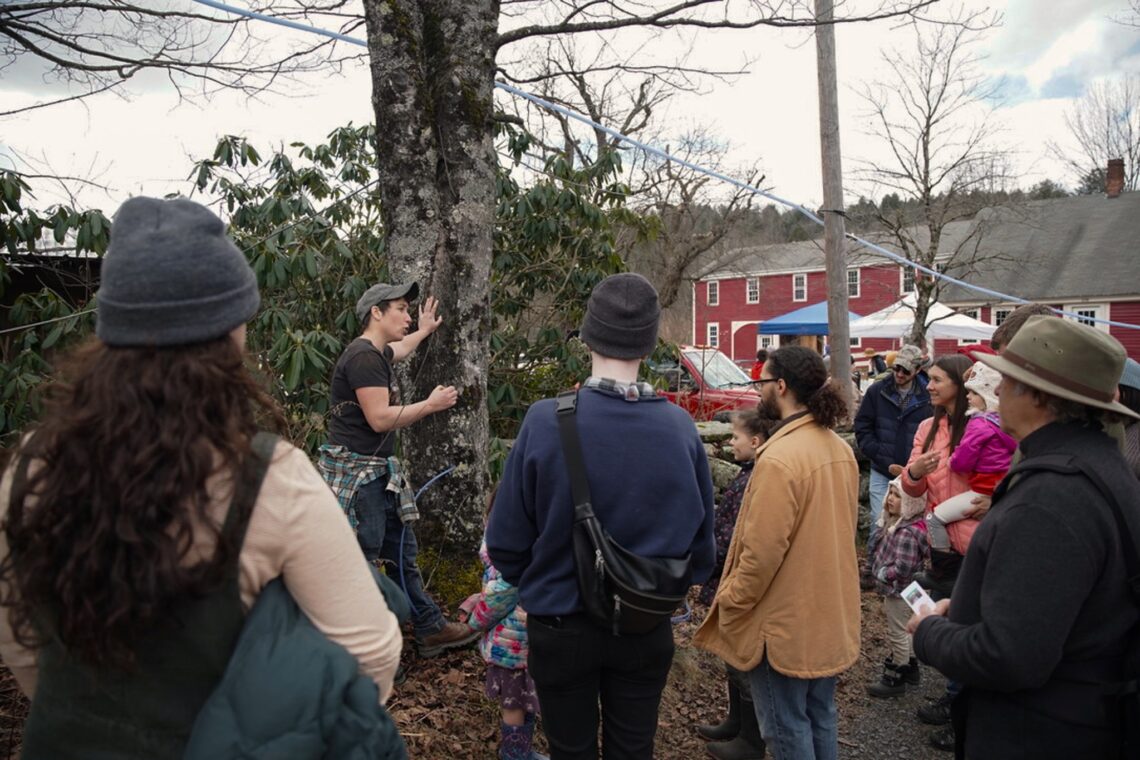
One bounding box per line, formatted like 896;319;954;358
220;431;279;559
1000;453;1140;606
556;390;593;517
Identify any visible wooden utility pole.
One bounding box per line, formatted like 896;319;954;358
814;0;853;413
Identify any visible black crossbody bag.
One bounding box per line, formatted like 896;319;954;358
555;390;692;636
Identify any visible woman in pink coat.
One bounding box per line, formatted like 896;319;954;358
899;355;975;576
925;362;1017;553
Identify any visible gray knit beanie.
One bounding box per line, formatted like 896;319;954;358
96;197;260;347
579;273;661;359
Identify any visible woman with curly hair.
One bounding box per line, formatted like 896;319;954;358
0;197;402;757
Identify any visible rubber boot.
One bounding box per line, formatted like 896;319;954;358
866;658;907;698
899;656;921;686
697;681;742;741
706;697;766;759
499;716;549;760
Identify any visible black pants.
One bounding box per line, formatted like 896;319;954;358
527;613;674;760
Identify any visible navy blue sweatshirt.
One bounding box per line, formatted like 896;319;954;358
486;388;716;616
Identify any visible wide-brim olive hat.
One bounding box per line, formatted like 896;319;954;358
355;281;419;321
976;315;1139;420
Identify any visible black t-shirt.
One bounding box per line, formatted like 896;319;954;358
328;338;400;456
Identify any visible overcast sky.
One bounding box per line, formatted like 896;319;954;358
2;0;1137;215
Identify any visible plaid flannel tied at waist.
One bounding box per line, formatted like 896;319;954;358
317;445;419;529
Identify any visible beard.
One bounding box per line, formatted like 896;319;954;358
757;394;782;422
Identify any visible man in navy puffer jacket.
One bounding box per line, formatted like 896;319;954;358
854;344;932;530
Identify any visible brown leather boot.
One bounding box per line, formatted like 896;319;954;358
416;621;480;658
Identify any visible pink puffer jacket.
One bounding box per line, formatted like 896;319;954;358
901;416;976;554
949;412;1016;475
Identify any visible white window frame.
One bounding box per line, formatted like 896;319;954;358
957;308;981;345
792;272;807;302
757;333;776;350
993;307;1013;327
706;322;719;347
849;336;862;348
1063;303;1110;333
745;277;760;304
847;268;860;298
707;280;719;306
900;266;916;294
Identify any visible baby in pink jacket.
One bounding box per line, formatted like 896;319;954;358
926;362;1017;551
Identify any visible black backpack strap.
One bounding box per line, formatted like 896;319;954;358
555;390;592;515
221;432;278;554
1003;453;1140;605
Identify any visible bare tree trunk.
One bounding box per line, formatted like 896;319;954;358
815;0;852;415
364;0;499;548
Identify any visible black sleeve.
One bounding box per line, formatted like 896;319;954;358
344;346;392;391
913;482;1101;691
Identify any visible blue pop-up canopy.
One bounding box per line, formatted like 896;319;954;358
757;301;861;336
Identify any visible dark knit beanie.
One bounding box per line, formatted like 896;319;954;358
96;197;260;347
579;273;661;359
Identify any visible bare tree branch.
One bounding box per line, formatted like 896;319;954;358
496;0;940;49
0;0;356;101
851;9;1016;344
1047;75;1140;194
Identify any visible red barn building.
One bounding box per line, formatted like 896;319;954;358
695;192;1140;365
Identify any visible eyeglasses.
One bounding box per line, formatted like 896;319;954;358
754;378;779;385
892;366;913;376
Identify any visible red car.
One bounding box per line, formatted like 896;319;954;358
649;346;761;421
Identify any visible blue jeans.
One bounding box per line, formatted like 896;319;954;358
868;468;891;530
749;656;838;760
354;476;444;639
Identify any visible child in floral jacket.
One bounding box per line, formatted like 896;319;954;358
865;476;929;698
460;531;548;760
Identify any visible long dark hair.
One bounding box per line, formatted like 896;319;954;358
764;346;849;430
0;335;285;669
922;354;973;454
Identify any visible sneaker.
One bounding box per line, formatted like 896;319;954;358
916;692;954;725
929;725;955;752
416;621;480;658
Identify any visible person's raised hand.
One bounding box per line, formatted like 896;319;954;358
908;451;941;479
418;296;443;334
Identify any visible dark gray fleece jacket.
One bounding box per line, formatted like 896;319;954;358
914;421;1140;760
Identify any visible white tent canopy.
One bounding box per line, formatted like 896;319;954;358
849;294;997;341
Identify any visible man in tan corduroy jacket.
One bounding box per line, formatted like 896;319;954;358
694;346;861;760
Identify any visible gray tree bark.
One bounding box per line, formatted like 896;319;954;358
364;0;500;548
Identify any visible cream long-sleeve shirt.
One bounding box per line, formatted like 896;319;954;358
0;439;403;703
